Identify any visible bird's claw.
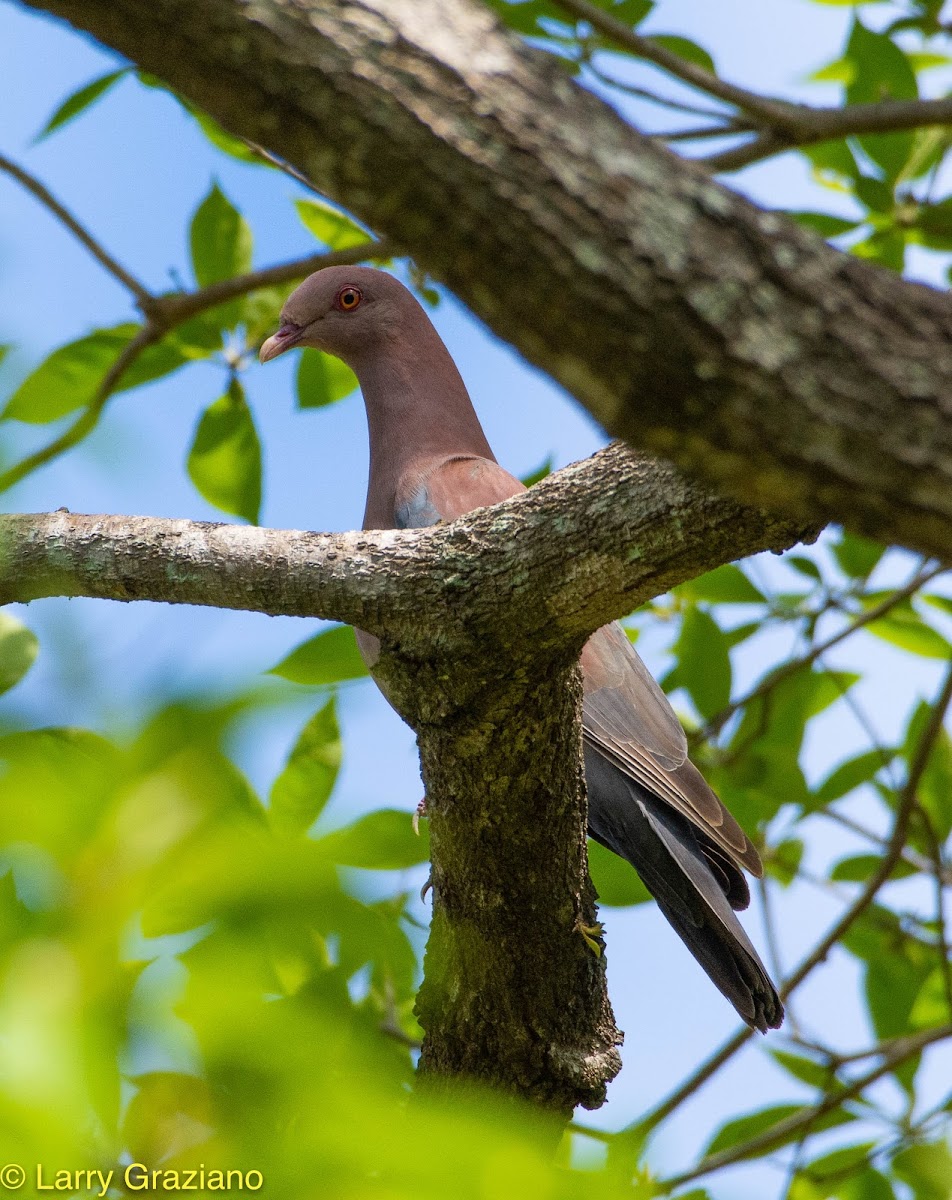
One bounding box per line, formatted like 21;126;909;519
411;796;428;836
420;874;433;903
576;919;605;957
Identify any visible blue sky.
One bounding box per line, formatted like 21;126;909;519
2;2;951;1196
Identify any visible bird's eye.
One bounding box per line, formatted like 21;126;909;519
336;286;362;311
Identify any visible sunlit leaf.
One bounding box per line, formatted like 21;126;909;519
813;748;894;807
588;838;651;907
864;601;951;658
520;456;553;487
319;808;429;869
845;19;918;181
769;1050;832;1090
789;211;861;238
186;378;262;523
0;613;39;696
269;698;341;835
892;1141;952;1200
832;530;886;580
3;326;190;423
706;1103;853;1158
190;183;253;297
668;607;732;720
678;564;765;605
36;69;129;140
295;199;370;250
646;34;715;74
765;838;803;887
295;347;359;409
268;625;369;686
829;854;915;883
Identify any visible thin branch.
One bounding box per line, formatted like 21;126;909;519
146;238;395;326
694;563;945;744
584;63;736;121
660;1023;952;1191
0;150;153;304
552;0;952;172
632;657;952;1147
0;324;163;492
0;239;392;492
783;657;952;995
917;806;952;1020
550;0;796;125
818;809;952;885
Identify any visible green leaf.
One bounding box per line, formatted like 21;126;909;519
269;698;341;835
188;107;262;164
786;555;823;582
295;348;359;409
766;838;803;887
0;613;39;696
854;176;894;214
295;199;370;250
520;456;553;488
814;748;894;806
36;68;129;140
789;211;861;238
832;531;886;580
668;607;732;720
892;1141;952;1200
845;19;918;180
829;854;915;883
678;564;765;605
646;35;715;75
903;701;952;841
2;326;191;423
588;838;651;907
319;808;430;869
864;601;951;658
268;625;369;686
851;228;905;273
769;1050;832;1090
190;183;253;293
186;379;262;523
802;138;860;183
706;1103;853;1158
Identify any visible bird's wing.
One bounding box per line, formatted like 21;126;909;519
395;453;525;525
380;454;762;878
581;623;763;877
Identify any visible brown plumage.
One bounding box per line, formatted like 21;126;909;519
261;266;783;1032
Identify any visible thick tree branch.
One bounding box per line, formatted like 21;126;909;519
0;446;811;1114
0;445;814;647
19;0;952;561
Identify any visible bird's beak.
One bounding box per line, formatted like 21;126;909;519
259;320;304;363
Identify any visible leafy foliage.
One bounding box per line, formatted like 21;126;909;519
1;6;951;1199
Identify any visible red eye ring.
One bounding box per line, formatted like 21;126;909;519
336;286;362;312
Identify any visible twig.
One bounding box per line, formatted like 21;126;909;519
0;240;392;492
550;1;952;171
782;656;952;996
631;657;952;1148
818;809;952;886
694;562;945;744
0;150;153;304
584;64;735;121
659;1023;952;1190
0;324;163;492
550;0;797;125
917;806;952;1019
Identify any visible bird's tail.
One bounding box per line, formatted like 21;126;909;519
583;746;783;1032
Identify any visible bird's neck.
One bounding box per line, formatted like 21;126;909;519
353;329;496;529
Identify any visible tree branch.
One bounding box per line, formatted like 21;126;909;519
661;1023;952;1190
21;0;952;561
0;445;814;645
0;240;391;492
0;149;153;303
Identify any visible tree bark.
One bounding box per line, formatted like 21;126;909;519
19;0;952;561
0;447;813;1112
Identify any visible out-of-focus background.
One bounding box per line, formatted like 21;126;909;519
1;2;951;1197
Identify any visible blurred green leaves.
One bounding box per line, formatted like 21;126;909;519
269;697;341;835
268;624;369;686
296;346;359;409
0;612;38;695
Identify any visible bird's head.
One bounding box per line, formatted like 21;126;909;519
259;265;413;369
